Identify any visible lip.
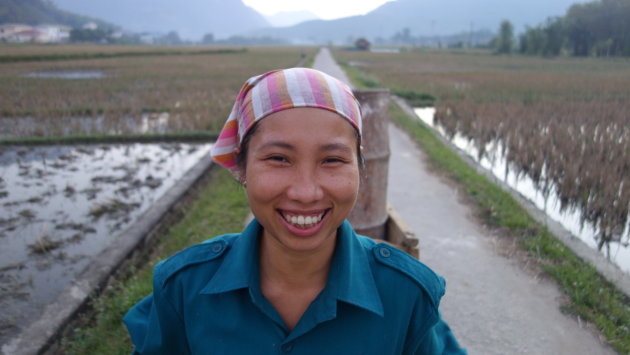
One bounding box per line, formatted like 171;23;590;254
277;208;330;237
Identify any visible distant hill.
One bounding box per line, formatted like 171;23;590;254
0;0;115;30
51;0;270;40
245;0;589;44
265;10;319;28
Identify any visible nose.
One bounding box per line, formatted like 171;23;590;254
286;165;324;204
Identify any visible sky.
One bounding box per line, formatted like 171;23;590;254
241;0;394;20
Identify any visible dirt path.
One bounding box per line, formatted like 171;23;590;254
313;47;615;354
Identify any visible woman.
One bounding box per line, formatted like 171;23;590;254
125;68;466;354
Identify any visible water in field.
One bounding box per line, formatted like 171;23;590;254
22;71;106;79
0;142;211;345
414;107;630;274
0;112;171;139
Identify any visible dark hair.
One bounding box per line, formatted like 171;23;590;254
235;121;365;178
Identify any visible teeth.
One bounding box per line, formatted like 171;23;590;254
283;212;325;228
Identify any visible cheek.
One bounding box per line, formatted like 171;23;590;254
324;168;360;203
244;164;288;201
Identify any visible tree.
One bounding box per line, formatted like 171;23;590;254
156;31;182;45
541;17;565;56
202;33;214;44
495;20;514;54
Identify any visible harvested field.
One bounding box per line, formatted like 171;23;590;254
0;46;314;138
336;49;630;263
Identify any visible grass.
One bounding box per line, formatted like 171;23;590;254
58;167;249;354
0;48;246;63
388;99;630;353
0;131;218;146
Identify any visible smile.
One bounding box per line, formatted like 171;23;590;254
280;210;327;229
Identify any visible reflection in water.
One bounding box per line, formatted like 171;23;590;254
0;143;211;345
414;107;630;273
22;71;106;79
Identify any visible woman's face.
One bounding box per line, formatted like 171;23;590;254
242;107;360;254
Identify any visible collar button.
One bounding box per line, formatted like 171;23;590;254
211;242;223;253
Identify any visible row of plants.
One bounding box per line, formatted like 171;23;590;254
335;48;629;253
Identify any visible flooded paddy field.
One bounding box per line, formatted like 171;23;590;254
415;107;630;273
0;142;211;345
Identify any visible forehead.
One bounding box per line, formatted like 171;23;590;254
250;108;358;148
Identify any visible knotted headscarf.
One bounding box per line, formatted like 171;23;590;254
210;67;362;175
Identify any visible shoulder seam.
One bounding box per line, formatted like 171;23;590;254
154;234;238;287
372;242;445;308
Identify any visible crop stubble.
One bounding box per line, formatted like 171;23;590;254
0;46;311;137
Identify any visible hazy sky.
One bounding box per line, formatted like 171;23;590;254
242;0;394;20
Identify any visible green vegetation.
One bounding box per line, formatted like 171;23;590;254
59;167;249;354
0;48;246;63
0;0;115;30
0;131;218;146
341;53;630;353
504;0;630;57
494;20;515;54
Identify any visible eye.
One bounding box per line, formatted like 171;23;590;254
266;155;289;163
323;157;346;165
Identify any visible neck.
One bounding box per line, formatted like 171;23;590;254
259;231;336;290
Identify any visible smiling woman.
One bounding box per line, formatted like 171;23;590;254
124;68;466;354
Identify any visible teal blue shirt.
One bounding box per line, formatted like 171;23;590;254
124;219;466;354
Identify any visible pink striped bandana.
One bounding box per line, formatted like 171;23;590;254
210;67;362;175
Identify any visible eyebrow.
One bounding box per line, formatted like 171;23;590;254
319;143;354;155
257;141;353;154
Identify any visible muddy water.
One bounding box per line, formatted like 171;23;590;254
0;143;211;345
414;107;630;274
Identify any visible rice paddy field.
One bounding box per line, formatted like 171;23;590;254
0;45;313;138
0;45;312;347
335;48;630;268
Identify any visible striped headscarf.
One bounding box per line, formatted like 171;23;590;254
210;67;362;175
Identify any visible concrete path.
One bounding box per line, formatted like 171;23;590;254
312;47;615;354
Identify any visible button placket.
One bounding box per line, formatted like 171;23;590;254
281;342;294;352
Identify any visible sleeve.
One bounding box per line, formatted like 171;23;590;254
123;288;191;354
414;314;467;355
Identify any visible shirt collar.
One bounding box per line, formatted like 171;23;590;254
199;219;384;318
329;220;384;317
199;219;260;295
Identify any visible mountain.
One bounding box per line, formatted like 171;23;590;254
265;10;319;28
0;0;115;29
244;0;589;44
51;0;270;40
